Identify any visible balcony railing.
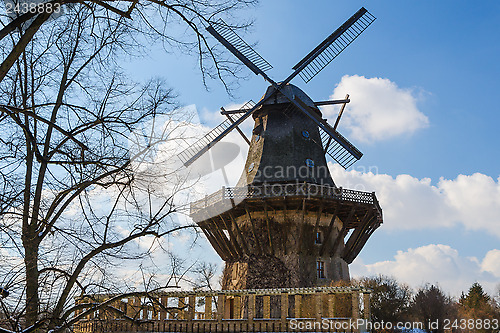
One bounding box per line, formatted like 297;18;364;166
191;183;381;216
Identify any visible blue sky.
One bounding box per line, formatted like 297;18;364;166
126;1;500;295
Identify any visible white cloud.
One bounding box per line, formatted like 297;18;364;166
481;249;500;278
351;244;500;296
329;164;500;238
439;173;500;236
324;75;429;142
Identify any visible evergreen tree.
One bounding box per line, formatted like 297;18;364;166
458;282;499;333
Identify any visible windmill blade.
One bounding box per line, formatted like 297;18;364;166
177;101;256;167
291;7;376;83
206;19;273;77
291;95;362;168
319;125;362;169
280;97;360;169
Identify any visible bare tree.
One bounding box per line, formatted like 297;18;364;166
191;262;220;292
410;284;456;333
354;275;413;329
0;1;254;332
0;0;256;88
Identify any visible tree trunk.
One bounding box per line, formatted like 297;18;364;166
23;232;39;328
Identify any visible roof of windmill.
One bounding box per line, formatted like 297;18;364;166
259;83;319;110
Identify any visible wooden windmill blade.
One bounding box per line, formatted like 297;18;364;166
207;19;273;77
177;100;256;167
177;21;278;167
276;7;374;167
291;7;376;83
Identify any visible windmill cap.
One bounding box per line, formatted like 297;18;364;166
259;83;320;112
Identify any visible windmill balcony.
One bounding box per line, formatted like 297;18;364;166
190;182;382;270
190;182;382;220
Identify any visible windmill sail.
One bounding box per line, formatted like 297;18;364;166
207;19;273;77
291;95;362;168
319;126;362;169
178;100;256;166
188;8;374;169
292;7;376;83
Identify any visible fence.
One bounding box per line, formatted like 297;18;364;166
74;286;371;332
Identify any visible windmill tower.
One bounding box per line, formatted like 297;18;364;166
181;8;382;289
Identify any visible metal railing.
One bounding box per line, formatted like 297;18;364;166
191;183;380;215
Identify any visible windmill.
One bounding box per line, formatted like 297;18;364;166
186;8;383;291
178;7;375;170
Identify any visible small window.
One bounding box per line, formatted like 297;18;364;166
248;162;254;172
301;130;310;139
315;231;322;244
255;134;260;142
317;260;325;279
305;158;314;168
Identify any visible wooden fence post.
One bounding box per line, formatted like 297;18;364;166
188;295;196;320
315;292;323;321
294;294;301;318
234;295;241;319
263;295;271;319
363;292;371;320
217;294;225;322
178;297;186;320
160;296;168;320
205;296;213;320
352;292;360;333
281;292;288;328
248;293;255;325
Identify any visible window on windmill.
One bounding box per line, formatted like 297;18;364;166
317;260;325;279
315;231;322;244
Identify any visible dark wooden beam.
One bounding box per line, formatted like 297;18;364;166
210;216;237;259
319;205;338;256
298;198;307;254
201;211;231;260
200;227;229;261
222;108;251;145
315;98;350;106
208;219;233;260
228;211;250;255
220;215;243;258
313;200;324;239
331;206;355;256
281;198;288;255
244;202;263;255
343;210;372;258
263;200;274;256
344;213;381;263
333;94;350;131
